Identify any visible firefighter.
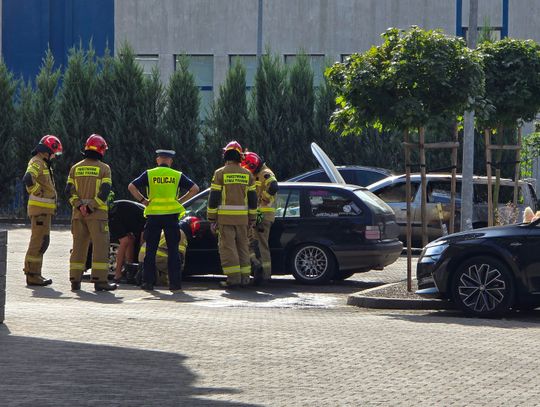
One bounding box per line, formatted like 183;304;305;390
128;149;199;292
22;135;63;286
66;134;117;291
241;151;279;284
137;216;201;286
208;141;258;288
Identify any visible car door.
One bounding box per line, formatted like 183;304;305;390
269;188;301;273
513;224;540;293
373;181;419;241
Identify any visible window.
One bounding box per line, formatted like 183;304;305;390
229;55;258;90
355;170;389;187
184;196;208;219
284;55;326;86
275;189;301;218
135;55;159;78
375;183;419;203
178;55;214;118
427;181;462;204
474;184;523;204
308;189;361;217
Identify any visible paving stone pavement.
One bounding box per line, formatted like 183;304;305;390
2;226;540;406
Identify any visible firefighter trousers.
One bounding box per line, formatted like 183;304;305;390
249;220;273;280
70;218;110;283
24;214;52;276
218;224;250;285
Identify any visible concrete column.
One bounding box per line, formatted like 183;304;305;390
0;230;7;324
159;53;175;84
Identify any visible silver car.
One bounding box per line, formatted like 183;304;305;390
368;174;538;243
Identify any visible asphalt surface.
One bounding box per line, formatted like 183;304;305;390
2;226;540;406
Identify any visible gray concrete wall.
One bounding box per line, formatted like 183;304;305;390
115;0;456;88
509;0;540;42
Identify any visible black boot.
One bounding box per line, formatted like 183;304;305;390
71;281;81;291
140;282;154;291
26;274;53;287
94;282;118;292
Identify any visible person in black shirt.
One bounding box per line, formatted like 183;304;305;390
108;200;146;282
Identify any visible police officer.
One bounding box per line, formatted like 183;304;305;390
66;134;117;291
241;151;279;285
128;149;199;291
22;135;63;286
208;141;258;288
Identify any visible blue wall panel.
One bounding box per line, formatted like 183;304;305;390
2;0;114;82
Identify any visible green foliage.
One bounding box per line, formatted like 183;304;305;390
0;59;18;207
204;60;249;175
251;53;290;178
327;26;485;133
163;55;204;185
477;38;540;129
56;44;99;211
521;131;540;178
94;43;164;198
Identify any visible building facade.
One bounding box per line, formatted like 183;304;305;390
1;0;540;113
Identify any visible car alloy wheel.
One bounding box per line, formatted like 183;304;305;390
109;243;120;275
291;244;336;284
452;256;514;317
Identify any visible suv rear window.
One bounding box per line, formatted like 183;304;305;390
355;189;394;214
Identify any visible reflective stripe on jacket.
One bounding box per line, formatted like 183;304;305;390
256;164;278;222
25;155;57;216
144;167;186;216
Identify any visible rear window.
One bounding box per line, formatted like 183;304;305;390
356;171;388;186
355;189;394;215
308;189;362;217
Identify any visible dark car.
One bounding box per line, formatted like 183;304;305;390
181;182;403;284
287;166;392;186
416;220;540;317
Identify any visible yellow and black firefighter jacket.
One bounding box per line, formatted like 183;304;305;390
66;158;112;221
207;163;258;225
24;155;57;216
255;164;278;222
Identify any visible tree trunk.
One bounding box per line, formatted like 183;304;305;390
485;129;494;226
514;126;522;206
493;125;504;224
450;122;458;234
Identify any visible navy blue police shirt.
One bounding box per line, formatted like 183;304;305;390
131;165;195;197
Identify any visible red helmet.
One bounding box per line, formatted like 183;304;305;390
39;135;63;156
223;141;243;155
241;151;262;173
182;216;201;238
85;134;108;156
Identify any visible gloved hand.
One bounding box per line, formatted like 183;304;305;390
256;209;264;225
210;222;218;234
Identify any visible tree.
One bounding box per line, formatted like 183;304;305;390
0;58;18;208
163;55;204;185
204;60;250;175
56;44;99;211
251;52;290;178
94;43;162;198
476;38;540;222
327;26;485;286
287;54;315;174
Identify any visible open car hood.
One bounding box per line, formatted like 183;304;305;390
311;142;346;184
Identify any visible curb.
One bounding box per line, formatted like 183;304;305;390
347;282;455;310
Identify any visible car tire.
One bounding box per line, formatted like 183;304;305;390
334;270;357;280
451;256;514;318
290;244;336;285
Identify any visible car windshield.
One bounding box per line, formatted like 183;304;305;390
354;189;394;215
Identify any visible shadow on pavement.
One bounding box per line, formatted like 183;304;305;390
383;309;540;328
28;286;71;300
0;324;259;407
74;288;125;304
